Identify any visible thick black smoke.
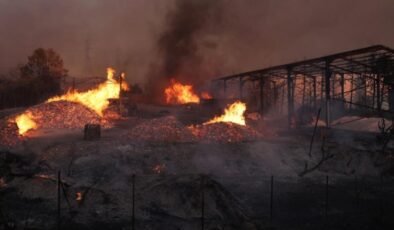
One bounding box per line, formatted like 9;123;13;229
0;0;394;94
146;0;222;102
159;0;217;77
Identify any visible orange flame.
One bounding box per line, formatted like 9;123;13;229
152;163;166;174
201;92;213;99
15;111;37;135
204;101;246;126
120;72;129;91
47;67;129;116
164;79;200;104
76;192;83;202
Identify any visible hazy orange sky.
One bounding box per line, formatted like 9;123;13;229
0;0;393;84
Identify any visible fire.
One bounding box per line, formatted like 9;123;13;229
15;112;37;135
201;92;213;99
204;101;246;126
164;79;200;104
152;163;166;174
120;72;129;91
76;192;83;202
47;67;129;116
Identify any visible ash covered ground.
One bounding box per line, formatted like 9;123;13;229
1;104;394;230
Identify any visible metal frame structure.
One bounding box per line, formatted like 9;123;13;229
213;45;394;128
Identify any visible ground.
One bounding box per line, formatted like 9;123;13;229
0;104;394;230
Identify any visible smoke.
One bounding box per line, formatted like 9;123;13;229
159;0;218;77
0;0;393;93
145;0;223;102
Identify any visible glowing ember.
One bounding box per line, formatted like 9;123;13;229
0;177;7;188
15;112;37;135
47;67;129;116
164;79;200;104
76;192;83;202
152;163;166;174
34;174;51;180
204;101;246;126
120;72;129;91
201;92;213;99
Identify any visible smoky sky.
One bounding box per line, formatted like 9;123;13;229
0;0;393;85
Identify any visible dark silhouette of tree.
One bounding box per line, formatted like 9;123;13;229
20;48;67;98
0;48;68;109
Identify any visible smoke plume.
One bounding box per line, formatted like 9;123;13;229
146;0;223;103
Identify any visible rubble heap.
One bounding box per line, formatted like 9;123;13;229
24;101;110;129
189;122;262;143
128;116;261;143
128;116;196;142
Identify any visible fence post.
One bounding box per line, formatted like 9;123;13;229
325;175;328;219
270;175;274;222
132;174;135;230
379;175;384;217
355;176;360;212
201;175;205;230
57;171;61;230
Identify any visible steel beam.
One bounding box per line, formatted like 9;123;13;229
287;67;294;129
325;60;332;127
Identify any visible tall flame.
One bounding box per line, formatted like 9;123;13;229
164;79;200;104
47;67;128;116
15;112;37;135
204;101;246;126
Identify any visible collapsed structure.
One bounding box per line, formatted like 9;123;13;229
213;45;394;128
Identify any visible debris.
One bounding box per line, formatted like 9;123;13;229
24;101;111;129
189;122;262;143
128;116;196;142
0;100;113;142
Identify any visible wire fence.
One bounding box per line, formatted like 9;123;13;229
46;173;394;229
1;172;393;230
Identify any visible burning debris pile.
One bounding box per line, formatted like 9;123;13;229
128;116;196;142
0;67;129;137
0;101;110;146
19;101;108;130
128;101;262;143
47;68;128;116
188;101;261;143
204;101;246;126
165;79;200;104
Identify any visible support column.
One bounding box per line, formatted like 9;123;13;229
363;75;368;106
325;60;332;127
223;80;227;98
239;76;243;100
260;77;265;114
287;67;294;129
321;74;325;106
273;81;278;112
340;73;345;100
340;73;345;110
313;76;317;109
377;74;381;111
